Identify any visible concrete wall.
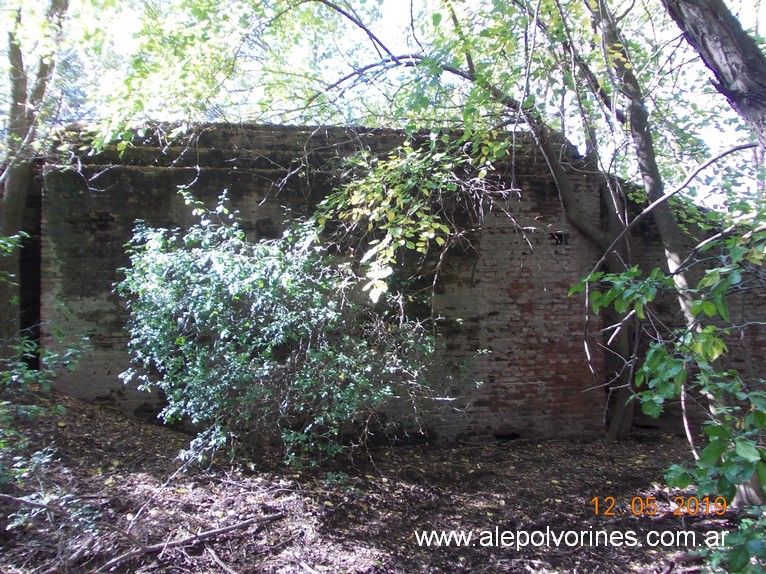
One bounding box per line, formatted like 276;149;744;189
41;124;606;439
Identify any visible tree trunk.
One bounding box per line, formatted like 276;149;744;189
596;176;638;441
409;0;643;437
1;0;69;348
592;0;765;507
0;162;33;344
606;325;635;441
661;0;766;149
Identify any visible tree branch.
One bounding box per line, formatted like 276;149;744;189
445;1;475;76
306;53;425;105
0;492;65;514
514;0;626;124
96;512;284;572
311;0;395;59
303;18;613;251
590;142;758;275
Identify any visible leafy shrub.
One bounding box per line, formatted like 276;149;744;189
572;222;766;572
705;506;766;573
116;195;436;462
0;235;78;488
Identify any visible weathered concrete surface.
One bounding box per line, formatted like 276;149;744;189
42;124;606;439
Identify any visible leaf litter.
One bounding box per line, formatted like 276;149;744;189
0;390;733;573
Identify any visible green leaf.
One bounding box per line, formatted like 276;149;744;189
589;291;602;313
728;544;750;572
360;246;378;263
703;424;730;439
756;461;766;487
641;398;663;419
432;12;442;26
735;440;762;463
747;539;766;559
613;296;628;314
698;272;721;288
699;439;728;468
665;464;693;489
366;265;393;280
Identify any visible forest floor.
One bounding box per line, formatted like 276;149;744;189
0;390;735;574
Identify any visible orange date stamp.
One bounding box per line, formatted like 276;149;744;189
591;496;727;517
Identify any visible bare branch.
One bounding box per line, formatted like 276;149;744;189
514;0;627;124
410;0;425;52
0;492;65;514
590;142;758;275
311;0;395;59
96;513;284;572
306;53;426;105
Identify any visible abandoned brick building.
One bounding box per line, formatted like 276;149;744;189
26;124;765;440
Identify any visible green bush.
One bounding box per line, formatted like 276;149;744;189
572;223;766;572
116;195;436;462
0;235;78;488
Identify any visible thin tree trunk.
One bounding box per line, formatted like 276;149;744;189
1;0;68;347
596;174;637;441
591;0;765;507
606;325;635;441
0;163;32;345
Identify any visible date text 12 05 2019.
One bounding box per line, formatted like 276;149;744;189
591;496;727;516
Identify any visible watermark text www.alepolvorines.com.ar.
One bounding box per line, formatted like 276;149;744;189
414;526;729;551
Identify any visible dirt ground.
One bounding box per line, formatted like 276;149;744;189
0;390;735;573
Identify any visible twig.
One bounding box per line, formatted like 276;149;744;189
298;560;322;574
206;546;241;574
269;531;299;551
311;0;394;59
98;519;149;552
0;493;64;514
681;382;700;461
96;512;284;572
40;535;97;574
126;458;196;534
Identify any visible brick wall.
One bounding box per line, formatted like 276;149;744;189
41;124;606;439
